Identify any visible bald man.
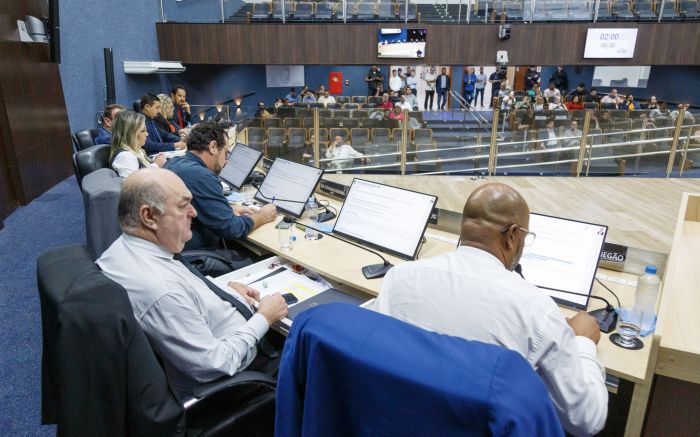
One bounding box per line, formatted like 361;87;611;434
97;168;287;398
374;183;607;436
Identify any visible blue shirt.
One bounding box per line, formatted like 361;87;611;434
463;73;477;92
285;94;298;103
95;127;112;145
144;117;178;155
165;152;254;250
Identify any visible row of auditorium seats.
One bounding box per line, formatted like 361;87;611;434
250;115;422;129
475;0;696;20
249;0;418;21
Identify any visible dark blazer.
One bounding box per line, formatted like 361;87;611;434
436;74;451;92
144;117;179;154
37;245;185;436
172;103;192;129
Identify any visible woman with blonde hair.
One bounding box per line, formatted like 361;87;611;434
110;110;166;179
156;93;178;134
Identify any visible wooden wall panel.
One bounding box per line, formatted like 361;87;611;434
158;22;700;66
0;0;73;219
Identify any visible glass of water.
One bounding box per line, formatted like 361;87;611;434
241;184;256;206
278;226;295;252
616;307;643;348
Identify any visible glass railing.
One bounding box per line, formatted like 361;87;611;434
159;0;699;23
221;103;698;178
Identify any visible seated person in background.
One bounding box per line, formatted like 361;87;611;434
140;93;186;154
624;94;640;110
302;91;317;104
600;89;623;108
500;91;516;111
649;102;670;120
98;168;288;399
549;96;568;112
540;119;559;151
526;84;542;100
325;135;368;170
404;87;419;111
255;102;271;120
373;82;385;97
533;96;546;112
514;95;532;110
109;110;166;179
273;98;283;109
567;82;588;100
379;93;394;110
543;82;561;101
369;108;387;120
373;183;607;436
171;85;191;130
155;94;179;135
389;106;421;129
317;91;336;107
406;69;418;93
566;95;584;111
587;88;601;104
165;122;277;251
396;95;412;111
317;84;326;95
284;88;298;103
388;91;401;105
497;82;510;98
282;98;292;107
646;96;659;111
598;111;614;130
671;103;694;123
96;104;125;145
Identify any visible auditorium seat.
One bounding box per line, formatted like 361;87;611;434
326;103;341;109
635;0;657;19
378;2;397;19
72;128;100;152
568;0;592;19
344;103;359;110
252;1;272;19
611;1;635;19
335;96;350;105
247;127;266;152
319;109;333;118
361;103;377;109
272;1;294;20
351;128;370;147
354;2;377;20
296;108;313;118
321;118;339;128
368;96;383;106
294;1;314;19
351;96;367;105
72;144;111;188
660;0;682;18
264;117;281;128
342;118;360;129
303;117;315;128
371;127;392;145
266;127;287;157
351;109;369;119
334;109;350;118
596;1;615;19
287;127;308;149
315;2;336;20
680;0;700;18
398;1;418;20
283;117;301;128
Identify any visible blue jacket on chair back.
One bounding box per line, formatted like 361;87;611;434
276;303;564;437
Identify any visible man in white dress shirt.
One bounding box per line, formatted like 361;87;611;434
374;183;608;437
97;168;288;398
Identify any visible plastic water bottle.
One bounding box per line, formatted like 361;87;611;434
305;197;319;240
633;265;660;333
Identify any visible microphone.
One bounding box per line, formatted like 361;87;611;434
295;221;393;279
516;264;618;333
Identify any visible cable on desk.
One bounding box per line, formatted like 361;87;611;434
594;277;622;308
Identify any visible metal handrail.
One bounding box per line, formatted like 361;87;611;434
450;90;492;134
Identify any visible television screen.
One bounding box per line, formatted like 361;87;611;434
377;28;427;59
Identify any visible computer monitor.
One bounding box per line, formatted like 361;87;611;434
332;179;438;260
219;143;262;190
254;158;324;218
519;213;608;310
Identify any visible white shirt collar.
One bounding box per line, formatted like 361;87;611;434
455;245;506;270
122;233;174;260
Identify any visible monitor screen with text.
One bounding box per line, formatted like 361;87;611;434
219;143;262;190
519;213;608;310
254;159;323;218
332;179;437;260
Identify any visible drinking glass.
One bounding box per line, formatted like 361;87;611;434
278;226;295;252
241;184;256;206
616;307;643;348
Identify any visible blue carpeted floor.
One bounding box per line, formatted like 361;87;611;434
0;177;84;436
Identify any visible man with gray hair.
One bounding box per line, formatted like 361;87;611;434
97;168;288;398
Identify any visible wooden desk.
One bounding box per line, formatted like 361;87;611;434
244;176;700;436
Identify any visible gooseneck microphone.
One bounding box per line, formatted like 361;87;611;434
294;221;394;279
515;264;618;333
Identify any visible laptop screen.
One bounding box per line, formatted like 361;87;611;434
219;143;262;190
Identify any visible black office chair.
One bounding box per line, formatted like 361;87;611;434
72;143;111;188
72;128;100;152
133;99;141;113
37;244;276;437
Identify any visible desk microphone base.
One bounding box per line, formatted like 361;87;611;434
589;307;618;333
362;262;394;279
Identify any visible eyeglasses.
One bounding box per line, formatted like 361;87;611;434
500;224;536;246
225;148;233;160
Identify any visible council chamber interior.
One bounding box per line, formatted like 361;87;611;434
0;0;699;436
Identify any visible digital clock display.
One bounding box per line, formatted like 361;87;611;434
584;29;638;58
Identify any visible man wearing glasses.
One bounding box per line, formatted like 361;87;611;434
165;122;277;254
374;183;607;437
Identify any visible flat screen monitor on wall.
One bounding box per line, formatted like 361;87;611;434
377;28;427;59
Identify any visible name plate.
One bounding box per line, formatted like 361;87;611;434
599;242;628;271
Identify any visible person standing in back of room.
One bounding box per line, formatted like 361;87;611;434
474;67;487;108
423;66;437;111
436;67;451;111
